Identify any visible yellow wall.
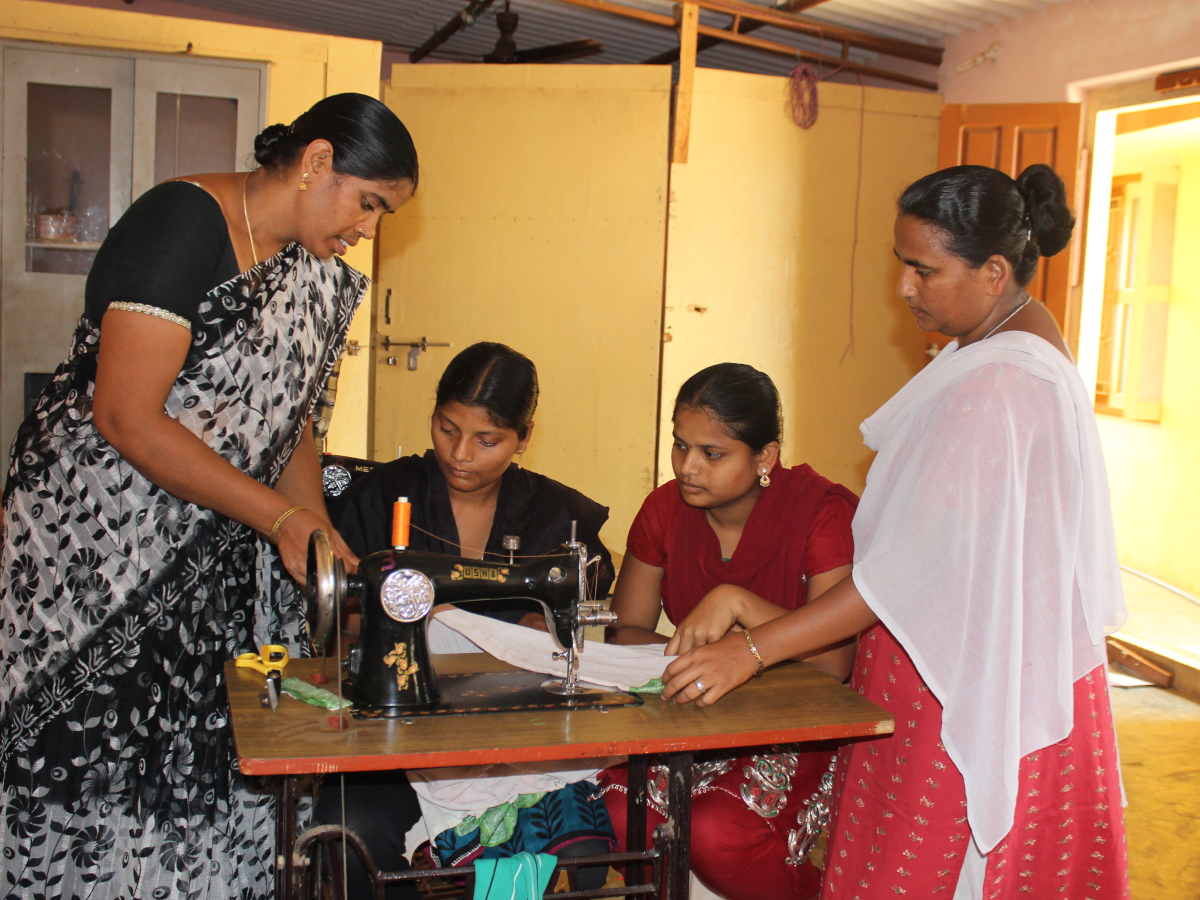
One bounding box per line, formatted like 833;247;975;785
1098;148;1200;596
0;0;381;455
375;65;671;555
660;70;936;491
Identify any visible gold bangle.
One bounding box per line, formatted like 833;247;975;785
269;505;307;544
745;629;765;677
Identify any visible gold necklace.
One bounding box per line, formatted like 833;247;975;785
242;172;259;266
982;294;1031;340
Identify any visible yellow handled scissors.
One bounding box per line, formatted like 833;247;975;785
235;645;290;675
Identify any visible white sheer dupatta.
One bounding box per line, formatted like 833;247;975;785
851;331;1126;853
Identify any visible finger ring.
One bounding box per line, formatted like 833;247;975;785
695;680;705;692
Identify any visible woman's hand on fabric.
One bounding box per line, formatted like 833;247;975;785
275;508;360;583
664;584;745;655
660;632;759;707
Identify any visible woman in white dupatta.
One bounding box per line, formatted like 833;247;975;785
657;164;1130;900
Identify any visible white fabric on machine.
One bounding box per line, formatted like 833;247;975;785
851;331;1126;853
427;615;485;654
430;607;675;691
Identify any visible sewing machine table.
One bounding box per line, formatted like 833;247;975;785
225;653;893;900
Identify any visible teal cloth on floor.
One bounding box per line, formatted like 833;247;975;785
473;852;556;900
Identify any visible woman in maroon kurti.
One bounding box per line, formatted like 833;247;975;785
602;363;858;899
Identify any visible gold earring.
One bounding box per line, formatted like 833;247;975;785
299;172;309;191
759;470;771;488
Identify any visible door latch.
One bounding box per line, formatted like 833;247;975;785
378;336;450;371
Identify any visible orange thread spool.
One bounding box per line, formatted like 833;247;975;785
392;496;411;550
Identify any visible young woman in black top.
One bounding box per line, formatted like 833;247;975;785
316;343;618;897
338;341;616;615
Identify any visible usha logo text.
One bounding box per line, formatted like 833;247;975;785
450;564;509;583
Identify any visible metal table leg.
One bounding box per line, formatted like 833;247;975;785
626;755;649;889
275;775;297;900
663;751;693;900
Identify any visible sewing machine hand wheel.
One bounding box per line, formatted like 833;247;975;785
304;529;348;646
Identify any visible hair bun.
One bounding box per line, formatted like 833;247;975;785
1015;164;1075;258
253;123;292;167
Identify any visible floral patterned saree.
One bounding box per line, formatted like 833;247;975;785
0;243;365;899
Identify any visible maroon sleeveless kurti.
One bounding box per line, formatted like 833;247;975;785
603;462;857;899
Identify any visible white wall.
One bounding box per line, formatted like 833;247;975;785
939;0;1200;104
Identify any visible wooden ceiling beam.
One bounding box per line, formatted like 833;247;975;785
641;0;827;66
548;0;678;29
699;23;936;89
692;0;942;65
548;0;941;69
672;1;699;163
641;12;758;65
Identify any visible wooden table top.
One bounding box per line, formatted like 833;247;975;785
226;654;893;776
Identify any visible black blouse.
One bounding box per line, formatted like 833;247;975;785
337;451;616;617
84;181;239;329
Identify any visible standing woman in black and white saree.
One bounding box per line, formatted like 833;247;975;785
0;93;417;898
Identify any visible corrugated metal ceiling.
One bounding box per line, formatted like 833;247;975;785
172;0;1062;83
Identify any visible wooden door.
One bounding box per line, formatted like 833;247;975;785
933;103;1081;351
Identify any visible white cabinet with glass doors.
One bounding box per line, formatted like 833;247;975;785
0;44;264;453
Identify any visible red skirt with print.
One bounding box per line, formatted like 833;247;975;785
821;624;1130;899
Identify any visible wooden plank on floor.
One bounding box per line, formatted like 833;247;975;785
1108;637;1174;688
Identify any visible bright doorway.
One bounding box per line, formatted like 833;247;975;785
1076;90;1200;608
1078;96;1199;403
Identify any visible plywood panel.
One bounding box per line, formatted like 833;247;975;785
659;71;936;493
376;65;670;554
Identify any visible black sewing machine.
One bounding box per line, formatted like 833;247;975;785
304;522;621;717
319;453;382;523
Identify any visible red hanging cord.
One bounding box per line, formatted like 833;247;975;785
839;78;867;364
789;64;819;129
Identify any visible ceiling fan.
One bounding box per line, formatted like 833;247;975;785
409;0;604;65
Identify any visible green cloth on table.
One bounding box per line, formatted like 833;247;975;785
630;677;664;694
455;792;546;847
473;852;556;900
280;677;353;709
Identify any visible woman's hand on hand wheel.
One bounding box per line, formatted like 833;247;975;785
665;585;743;656
275;509;360;583
661;631;759;707
327;528;360;575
